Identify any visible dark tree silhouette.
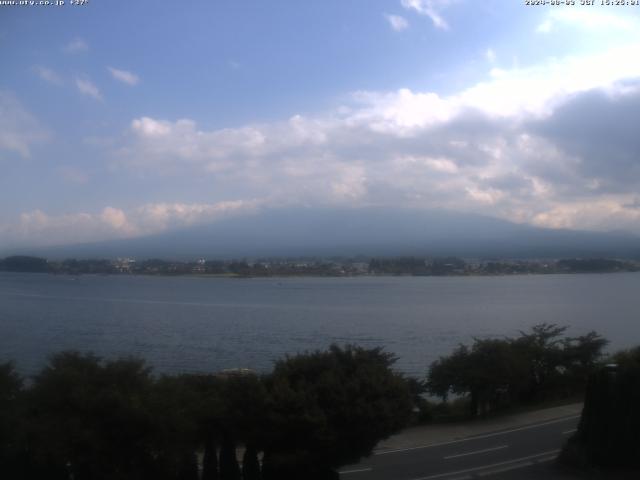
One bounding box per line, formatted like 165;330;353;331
427;324;608;417
0;362;24;477
261;344;412;479
242;444;261;480
219;433;241;480
26;352;157;479
2;345;414;480
177;452;199;480
202;436;219;480
562;346;640;469
428;339;526;416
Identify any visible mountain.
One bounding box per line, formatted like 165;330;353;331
11;207;640;260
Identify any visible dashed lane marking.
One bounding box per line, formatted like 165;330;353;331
340;467;373;475
444;445;508;460
375;415;579;455
408;449;560;480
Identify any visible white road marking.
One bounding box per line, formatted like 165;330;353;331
562;428;577;435
443;445;508;460
375;415;579;455
477;453;557;477
409;449;560;480
339;467;373;474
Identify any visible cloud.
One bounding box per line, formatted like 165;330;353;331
7;39;640;246
401;0;458;30
537;9;638;35
33;66;63;85
0;200;264;248
345;43;640;131
133;200;262;233
531;197;640;232
123;115;328;174
385;14;409;32
131;117;172;136
64;38;89;53
536;20;552;34
107;66;140;86
106;41;640;236
75;77;103;101
0;91;49;159
3;208;137;247
528;88;640;193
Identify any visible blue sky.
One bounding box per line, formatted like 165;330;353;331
2;0;640;248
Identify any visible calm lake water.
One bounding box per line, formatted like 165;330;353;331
1;272;639;378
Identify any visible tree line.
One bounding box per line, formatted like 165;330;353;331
425;324;608;417
2;255;639;277
0;325;626;478
0;345;412;480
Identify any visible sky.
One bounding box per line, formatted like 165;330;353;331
2;0;640;249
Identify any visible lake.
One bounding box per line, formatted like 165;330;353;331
1;272;639;378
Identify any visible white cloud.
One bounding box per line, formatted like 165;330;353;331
7;39;640;246
1;200;264;247
346;44;640;131
64;38;89;53
5;208;136;248
33;66;63;85
385;14;409;32
107;66;140;86
532;197;640;231
536;20;552;34
75;77;103;101
131;117;172;136
107;41;640;235
348;88;455;133
134;199;262;233
0;91;49;159
401;0;458;30
537;9;639;35
124;114;327;172
456;44;640;119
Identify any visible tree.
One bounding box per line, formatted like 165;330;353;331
149;373;220;479
561;331;608;393
219;433;241;480
26;352;157;480
0;362;24;476
261;345;412;479
561;346;640;469
427;344;471;401
426;324;605;417
242;445;261;480
512;323;568;401
202;435;219;480
177;452;199;480
427;339;526;417
0;255;48;272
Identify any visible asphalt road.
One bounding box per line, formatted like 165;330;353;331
339;414;580;480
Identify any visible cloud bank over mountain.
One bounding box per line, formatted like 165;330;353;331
2;2;640;249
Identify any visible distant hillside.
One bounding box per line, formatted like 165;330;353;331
9;207;640;260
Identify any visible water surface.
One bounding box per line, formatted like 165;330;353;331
1;272;639;377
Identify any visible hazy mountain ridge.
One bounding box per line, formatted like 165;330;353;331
10;207;640;260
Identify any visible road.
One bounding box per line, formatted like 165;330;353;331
339;414;579;480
